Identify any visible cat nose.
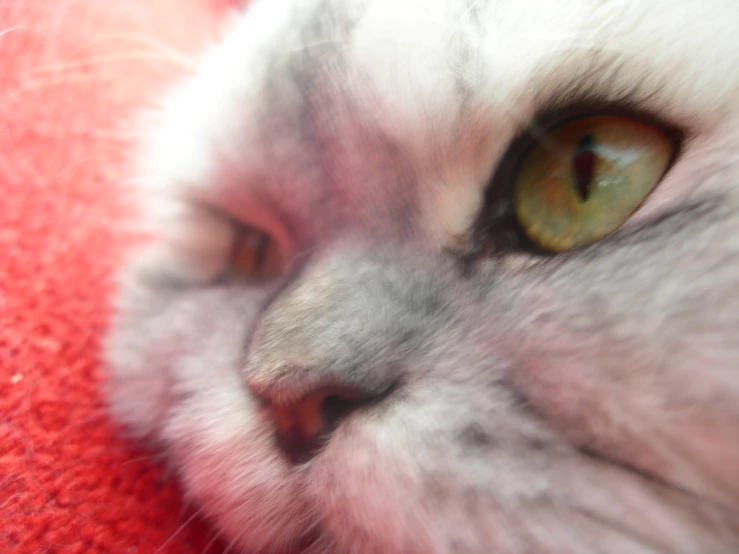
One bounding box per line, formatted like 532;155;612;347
253;384;394;464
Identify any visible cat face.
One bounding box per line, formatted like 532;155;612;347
105;0;739;552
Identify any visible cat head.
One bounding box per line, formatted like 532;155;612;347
105;0;739;552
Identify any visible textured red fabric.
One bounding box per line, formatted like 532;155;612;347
0;1;233;552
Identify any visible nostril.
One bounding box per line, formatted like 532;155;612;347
320;393;362;431
267;384;396;464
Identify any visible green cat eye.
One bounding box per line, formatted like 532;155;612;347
513;116;676;252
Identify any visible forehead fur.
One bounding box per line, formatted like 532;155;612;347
139;0;738;246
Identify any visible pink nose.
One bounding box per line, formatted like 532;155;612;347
255;383;396;464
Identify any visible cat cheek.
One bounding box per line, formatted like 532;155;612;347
165;397;313;551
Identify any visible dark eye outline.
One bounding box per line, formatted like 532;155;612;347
467;102;684;259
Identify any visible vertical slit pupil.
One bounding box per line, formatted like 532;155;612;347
572;133;596;201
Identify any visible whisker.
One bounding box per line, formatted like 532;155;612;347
153;504;208;554
0;25;25;40
29;51;196;76
7;73;119;95
200;528;226;554
67;31;198;67
221;525;250;554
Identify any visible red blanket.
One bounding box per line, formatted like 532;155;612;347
0;1;234;552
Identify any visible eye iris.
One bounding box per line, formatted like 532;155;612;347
513;116;675;252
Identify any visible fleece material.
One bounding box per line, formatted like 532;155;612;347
0;1;236;552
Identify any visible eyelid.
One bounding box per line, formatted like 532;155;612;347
526;103;684;148
520;50;690;130
188;194;296;283
143;202;238;286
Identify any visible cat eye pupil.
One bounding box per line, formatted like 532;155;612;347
572;133;596;202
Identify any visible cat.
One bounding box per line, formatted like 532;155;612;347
104;0;739;552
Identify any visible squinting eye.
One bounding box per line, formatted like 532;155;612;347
230;226;285;282
513;116;677;252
